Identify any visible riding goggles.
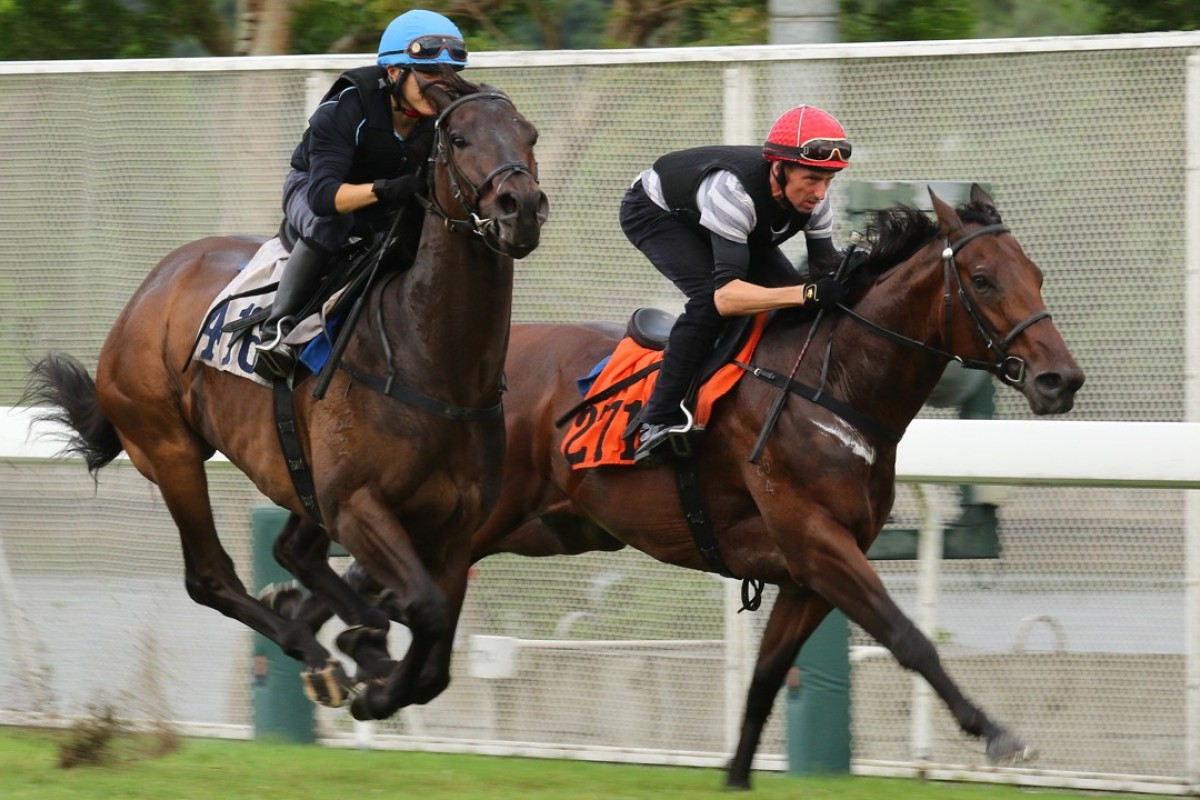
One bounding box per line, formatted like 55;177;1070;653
798;138;852;163
405;35;468;62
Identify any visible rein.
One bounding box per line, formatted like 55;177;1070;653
838;223;1051;387
314;89;520;419
742;223;1050;455
417;91;537;254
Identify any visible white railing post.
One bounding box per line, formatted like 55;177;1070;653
909;483;943;762
1183;52;1200;792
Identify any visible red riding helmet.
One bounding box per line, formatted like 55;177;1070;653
763;105;851;171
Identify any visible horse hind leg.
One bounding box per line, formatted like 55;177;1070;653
141;447;346;702
726;586;833;790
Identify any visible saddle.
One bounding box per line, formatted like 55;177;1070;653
559;309;766;470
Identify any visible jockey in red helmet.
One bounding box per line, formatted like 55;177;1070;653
621;104;852;462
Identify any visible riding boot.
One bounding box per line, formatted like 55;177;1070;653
634;332;712;462
253;237;329;380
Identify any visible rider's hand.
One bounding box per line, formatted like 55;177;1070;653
802;277;846;309
372;173;424;205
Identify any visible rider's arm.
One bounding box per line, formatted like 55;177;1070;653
712;235;811;316
803;198;839;274
305;92;391;215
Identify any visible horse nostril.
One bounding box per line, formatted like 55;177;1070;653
496;192;519;218
536;192;549;224
1035;372;1064;397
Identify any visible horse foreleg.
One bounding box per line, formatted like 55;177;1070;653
334;496;450;721
726;585;833;790
798;525;1032;765
270;514;397;694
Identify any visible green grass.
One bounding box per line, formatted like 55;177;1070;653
0;726;1147;800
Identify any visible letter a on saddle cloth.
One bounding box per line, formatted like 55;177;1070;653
561;313;768;469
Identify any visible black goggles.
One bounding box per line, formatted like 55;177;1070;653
406;35;468;62
799;138;852;162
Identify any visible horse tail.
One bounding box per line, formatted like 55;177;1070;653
24;353;124;473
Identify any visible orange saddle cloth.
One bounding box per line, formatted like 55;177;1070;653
561;313;768;469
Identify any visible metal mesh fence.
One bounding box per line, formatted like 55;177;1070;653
0;35;1197;787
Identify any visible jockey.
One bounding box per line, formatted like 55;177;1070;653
622;104;852;461
253;9;470;380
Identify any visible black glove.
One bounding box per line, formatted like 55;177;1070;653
802;277;846;309
373;173;424;205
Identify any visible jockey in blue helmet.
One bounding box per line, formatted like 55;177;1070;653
254;10;470;381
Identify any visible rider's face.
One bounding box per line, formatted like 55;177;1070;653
775;164;837;214
388;67;438;117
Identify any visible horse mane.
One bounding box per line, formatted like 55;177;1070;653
417;66;484;101
841;197;1004;299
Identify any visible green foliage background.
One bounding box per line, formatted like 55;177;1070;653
0;0;1195;62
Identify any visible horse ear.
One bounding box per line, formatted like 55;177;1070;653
969;183;998;216
928;186;963;237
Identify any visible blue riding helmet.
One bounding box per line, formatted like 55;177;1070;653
377;10;468;69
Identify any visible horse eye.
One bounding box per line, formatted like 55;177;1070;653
450;134;467;148
971;274;990;291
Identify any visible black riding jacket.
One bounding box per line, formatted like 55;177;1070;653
653;145;838;283
290;66;434;232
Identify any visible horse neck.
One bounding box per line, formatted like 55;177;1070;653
371;215;514;403
786;244;953;435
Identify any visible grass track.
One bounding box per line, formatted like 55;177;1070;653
1;727;1145;799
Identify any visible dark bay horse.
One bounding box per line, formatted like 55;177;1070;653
283;184;1082;783
25;74;548;721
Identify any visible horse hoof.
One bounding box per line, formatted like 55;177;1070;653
986;729;1036;764
349;683;389;722
301;660;353;708
258;581;304;618
336;624;389;655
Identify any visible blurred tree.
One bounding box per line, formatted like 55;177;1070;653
976;0;1101;38
841;0;977;41
1092;0;1198;32
0;0;232;60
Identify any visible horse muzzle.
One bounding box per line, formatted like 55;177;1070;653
1024;361;1085;415
490;185;549;259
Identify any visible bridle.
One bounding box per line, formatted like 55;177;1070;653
417;91;538;253
838;223;1051;387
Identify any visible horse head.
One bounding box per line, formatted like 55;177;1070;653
926;184;1084;415
423;78;548;259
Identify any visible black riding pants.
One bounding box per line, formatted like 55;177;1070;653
619;181;796;426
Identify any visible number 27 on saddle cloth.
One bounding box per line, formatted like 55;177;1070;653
561;313;768;469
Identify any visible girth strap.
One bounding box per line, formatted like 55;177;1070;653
339;363;503;421
272;378;324;527
671;441;764;612
735;362;903;444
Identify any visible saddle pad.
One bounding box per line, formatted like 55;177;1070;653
561;313;767;470
192;237;333;386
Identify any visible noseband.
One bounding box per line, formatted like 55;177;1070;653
419;91;538;252
840;223;1051;388
939;223;1050;386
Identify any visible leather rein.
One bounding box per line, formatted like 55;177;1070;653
336;90;533;421
417;91;538;254
837;223;1051;387
742;223;1052;445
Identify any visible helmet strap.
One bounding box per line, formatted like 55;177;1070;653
773;163;793;213
389;69;422;118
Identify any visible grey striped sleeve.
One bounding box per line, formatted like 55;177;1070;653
696;170;756;243
804;197;834;239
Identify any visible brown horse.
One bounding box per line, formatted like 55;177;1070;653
25;74;548;721
281;184;1083;785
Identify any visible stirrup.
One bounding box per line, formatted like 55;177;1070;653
253;341;297;380
255;314;296;353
